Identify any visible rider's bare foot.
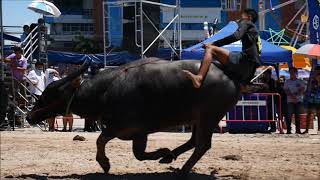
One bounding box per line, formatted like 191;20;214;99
182;70;203;88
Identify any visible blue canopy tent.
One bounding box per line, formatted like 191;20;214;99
1;33;21;42
182;21;293;66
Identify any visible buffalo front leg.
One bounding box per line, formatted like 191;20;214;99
96;133;114;173
133;134;176;161
159;126;196;164
180;122;213;175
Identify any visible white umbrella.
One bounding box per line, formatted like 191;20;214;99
28;0;61;17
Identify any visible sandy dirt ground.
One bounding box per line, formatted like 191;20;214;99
1;128;320;180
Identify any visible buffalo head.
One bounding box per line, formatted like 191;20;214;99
26;61;90;125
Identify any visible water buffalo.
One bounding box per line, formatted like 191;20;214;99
27;58;241;174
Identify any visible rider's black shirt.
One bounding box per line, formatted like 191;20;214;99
213;20;261;65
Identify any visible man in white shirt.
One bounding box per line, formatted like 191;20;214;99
26;61;45;99
284;67;306;134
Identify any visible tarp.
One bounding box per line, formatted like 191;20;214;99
182;21;293;66
48;50;140;65
1;33;21;42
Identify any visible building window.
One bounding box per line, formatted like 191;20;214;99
62;23;94;35
221;0;241;11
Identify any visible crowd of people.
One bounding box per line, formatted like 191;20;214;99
1;45;75;132
258;67;320;134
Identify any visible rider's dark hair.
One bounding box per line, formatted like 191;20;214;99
243;8;258;23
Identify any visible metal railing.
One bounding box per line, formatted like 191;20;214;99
221;93;284;134
20;25;40;62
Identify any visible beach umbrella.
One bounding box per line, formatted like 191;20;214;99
28;0;61;17
295;44;320;59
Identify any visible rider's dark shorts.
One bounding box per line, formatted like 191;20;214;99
225;52;259;84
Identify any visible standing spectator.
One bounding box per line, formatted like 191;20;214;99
45;67;60;87
30;23;39;60
37;18;46;55
62;114;73;132
276;76;287;130
261;69;276;91
44;67;60;132
20;25;30;43
304;66;320;133
4;46;28;108
284;67;306;134
26;61;45;99
261;69;277;132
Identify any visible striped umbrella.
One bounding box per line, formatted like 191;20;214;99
28;0;61;17
295;44;320;59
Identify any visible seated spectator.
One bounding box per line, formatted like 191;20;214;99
304;66;320;133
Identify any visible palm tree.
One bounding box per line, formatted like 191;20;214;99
72;33;100;54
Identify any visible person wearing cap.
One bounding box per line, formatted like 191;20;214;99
284;67;306;134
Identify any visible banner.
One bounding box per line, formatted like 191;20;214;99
161;8;221;24
308;0;320;44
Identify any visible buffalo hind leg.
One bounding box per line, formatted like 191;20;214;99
159;126;196;164
96;133;114;173
133;134;176;161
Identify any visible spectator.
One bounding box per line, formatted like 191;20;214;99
26;61;45;99
4;46;28;107
261;69;277;132
30;23;39;60
37;18;46;54
261;69;276;91
20;25;30;43
44;67;60;132
284;67;306;134
276;77;287;129
62;75;83;132
62;114;73;132
45;67;60;87
303;66;320;134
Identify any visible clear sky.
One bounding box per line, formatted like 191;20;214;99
3;0;41;28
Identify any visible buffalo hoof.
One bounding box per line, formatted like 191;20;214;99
158;148;176;164
159;154;176;164
96;156;110;173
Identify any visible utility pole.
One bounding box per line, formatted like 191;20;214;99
258;0;265;31
0;0;4;81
